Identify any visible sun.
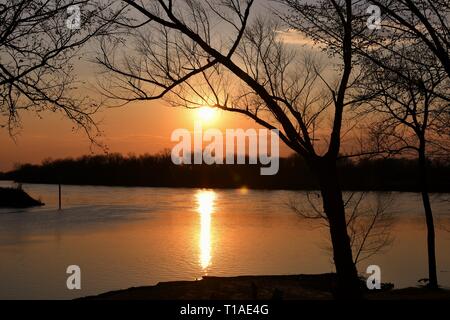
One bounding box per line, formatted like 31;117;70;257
196;106;217;123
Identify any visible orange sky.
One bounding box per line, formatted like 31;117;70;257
0;1;323;172
0;98;293;171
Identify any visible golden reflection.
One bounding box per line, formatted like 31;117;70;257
195;190;216;271
239;186;249;195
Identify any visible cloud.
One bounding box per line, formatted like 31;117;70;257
275;29;320;48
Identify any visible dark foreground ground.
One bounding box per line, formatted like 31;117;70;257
81;274;450;300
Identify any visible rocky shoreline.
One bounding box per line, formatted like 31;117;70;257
80;274;450;300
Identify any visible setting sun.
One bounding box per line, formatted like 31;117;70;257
196;106;217;123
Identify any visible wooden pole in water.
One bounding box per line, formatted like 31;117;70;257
58;183;61;210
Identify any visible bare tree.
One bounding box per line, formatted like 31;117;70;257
356;39;448;288
346;193;394;264
95;0;374;298
278;0;449;289
367;0;450;86
290;191;395;266
0;0;122;140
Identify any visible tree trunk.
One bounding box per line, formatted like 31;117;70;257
314;158;362;299
418;141;438;289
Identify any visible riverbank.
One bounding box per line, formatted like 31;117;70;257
0;186;44;208
3;154;450;192
81;274;450;300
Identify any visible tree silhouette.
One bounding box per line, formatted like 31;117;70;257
0;0;121;139
368;0;450;88
356;39;448;288
350;0;450;289
94;0;389;298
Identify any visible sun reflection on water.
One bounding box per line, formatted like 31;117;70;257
195;190;216;271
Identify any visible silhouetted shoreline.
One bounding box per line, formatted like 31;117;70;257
0;186;44;208
81;274;450;300
1;153;449;192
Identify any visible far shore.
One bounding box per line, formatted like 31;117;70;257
2;154;450;192
80;274;450;300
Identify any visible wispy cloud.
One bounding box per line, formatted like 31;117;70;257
275;29;320;48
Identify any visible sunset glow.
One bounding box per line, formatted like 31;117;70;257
196;106;217;124
2;0;450;303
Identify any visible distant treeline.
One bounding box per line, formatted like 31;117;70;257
1;153;449;192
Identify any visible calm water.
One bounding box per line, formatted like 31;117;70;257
0;181;449;299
